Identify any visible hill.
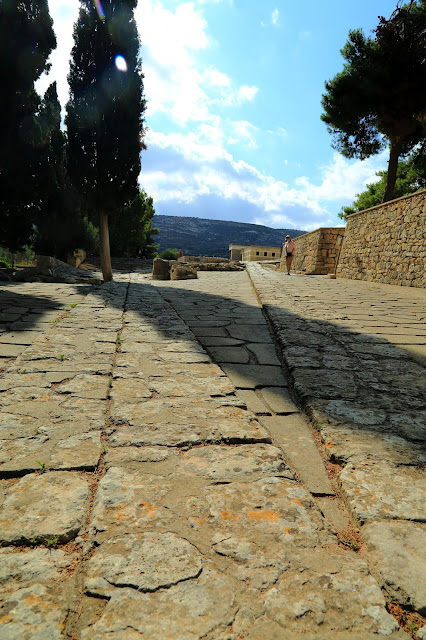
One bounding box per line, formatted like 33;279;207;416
152;215;304;258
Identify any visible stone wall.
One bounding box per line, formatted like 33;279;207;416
178;256;229;264
280;228;345;275
336;190;426;287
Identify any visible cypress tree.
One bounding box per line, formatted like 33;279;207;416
0;0;56;251
66;0;146;281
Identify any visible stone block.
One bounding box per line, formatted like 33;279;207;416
170;264;198;280
152;259;171;280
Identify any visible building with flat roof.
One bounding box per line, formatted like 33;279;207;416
229;244;281;261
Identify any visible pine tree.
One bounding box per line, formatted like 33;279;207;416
109;190;159;258
321;1;426;203
66;0;146;281
0;0;56;251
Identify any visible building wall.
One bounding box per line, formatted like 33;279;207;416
280;228;345;274
229;244;249;261
241;246;281;261
336;190;426;288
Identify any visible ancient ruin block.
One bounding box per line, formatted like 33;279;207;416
152;259;171;280
170;264;198;280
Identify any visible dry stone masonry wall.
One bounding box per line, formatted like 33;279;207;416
281;228;345;275
337;190;426;288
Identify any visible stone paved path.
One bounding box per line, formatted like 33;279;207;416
0;268;423;638
246;265;426;621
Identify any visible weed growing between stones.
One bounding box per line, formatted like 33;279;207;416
387;603;426;639
44;534;59;548
36;460;47;474
336;529;361;552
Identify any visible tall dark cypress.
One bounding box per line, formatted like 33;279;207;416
66;0;146;281
0;0;56;251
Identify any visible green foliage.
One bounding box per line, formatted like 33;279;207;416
321;1;426;202
44;535;59;548
339;155;426;220
109;190;159;257
66;0;146;278
159;248;180;260
0;0;56;251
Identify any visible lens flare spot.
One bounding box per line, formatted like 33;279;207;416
115;55;128;72
93;0;105;21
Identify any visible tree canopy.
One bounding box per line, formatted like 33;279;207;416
109;190;158;258
321;1;426;203
339;154;426;220
0;0;56;251
66;0;146;281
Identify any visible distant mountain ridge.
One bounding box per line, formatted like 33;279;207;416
152;215;304;258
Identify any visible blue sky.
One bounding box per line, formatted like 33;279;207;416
40;0;396;231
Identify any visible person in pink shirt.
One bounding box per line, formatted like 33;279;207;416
284;235;296;275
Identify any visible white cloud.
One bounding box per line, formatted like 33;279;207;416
228;121;258;149
203;67;231;88
138;1;258;124
296;151;388;202
271;9;280;26
141;131;387;229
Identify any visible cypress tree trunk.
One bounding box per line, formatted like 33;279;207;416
99;210;113;282
382;141;402;203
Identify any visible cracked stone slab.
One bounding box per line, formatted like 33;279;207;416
207;346;251;364
0;373;52;391
8;358;112;375
0;471;89;544
180;444;295;482
110;398;269;446
246;344;281;365
259;387;299;414
0;431;101;476
109;413;270;447
0;331;37;345
85;532;203;597
259;415;334;496
0;547;79;588
321;400;387;427
80;566;239;640
54;374;110;399
292;369;358;400
339;462;426;523
316;423;426;466
236;390;271;414
89;468;175;538
196;336;244;347
0;579;78;640
227;325;273;343
220;364;288;389
257;547;404;638
104;445;175;470
202;477;333;548
363;519;426;615
0;344;22;357
109;378;152;403
146;375;234;398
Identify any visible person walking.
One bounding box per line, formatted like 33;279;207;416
284;235;296;275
